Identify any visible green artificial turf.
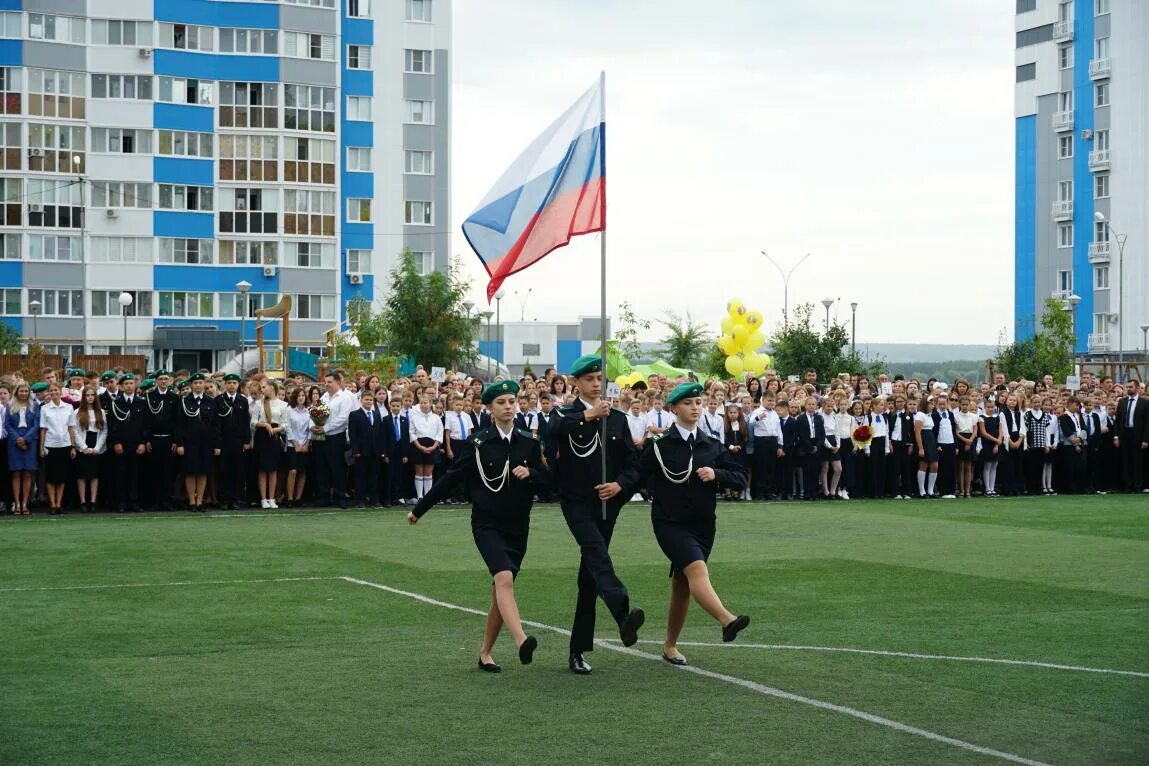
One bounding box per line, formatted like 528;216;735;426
1;497;1146;765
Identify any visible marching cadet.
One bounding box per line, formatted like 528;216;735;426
641;382;750;666
145;371;180;511
176;372;218;513
553;354;645;675
215;373;252;511
107;374;148;513
409;380;546;671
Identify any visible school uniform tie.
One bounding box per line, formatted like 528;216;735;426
393;418;400;442
367;411;373;427
457;414;467;440
686;433;695;451
807;414;815;437
657;412;663;428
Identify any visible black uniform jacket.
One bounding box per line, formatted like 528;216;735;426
215;392;252;446
175;394;219;448
552;398;640;514
107;393;149;449
145;389;180;439
641;427;747;524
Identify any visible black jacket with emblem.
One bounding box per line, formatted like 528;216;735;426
215;392;252;446
175;394;219;448
412;425;549;532
107;393;149;450
144;388;180;439
640;426;747;524
553;398;641;513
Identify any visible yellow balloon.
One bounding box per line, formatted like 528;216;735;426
724;355;744;378
745;310;763;330
717;335;733;355
720;317;734;335
616;375;629;386
761;354;773;369
727;299;747;323
747;330;765;350
731;324;748;344
746;354;767;375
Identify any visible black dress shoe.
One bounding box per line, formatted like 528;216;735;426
569;653;592;675
477;658;502;673
619;608;645;647
722;615;751;643
661;652;688;666
518;636;538;665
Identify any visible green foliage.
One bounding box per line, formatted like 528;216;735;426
884;361;991;384
700;342;729;379
0;321;21;354
614;300;650;362
380;251;477;371
768;303;884;381
994;298;1076;381
657;310;711;370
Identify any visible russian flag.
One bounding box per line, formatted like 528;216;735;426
463;76;605;302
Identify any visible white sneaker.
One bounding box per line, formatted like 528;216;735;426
631;493;645;502
942;494;956;499
260;499;270;509
838;489;849;500
268;499;278;509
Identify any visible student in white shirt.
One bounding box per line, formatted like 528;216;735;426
408;387;444;499
818;397;843;499
73;386;107;513
625;398;647;449
252;378;290;509
284;386;312;508
700;396;725;443
38;383;76;514
317;371;357;508
645;396;670;437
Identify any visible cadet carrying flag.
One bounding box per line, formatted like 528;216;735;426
462;75;606;302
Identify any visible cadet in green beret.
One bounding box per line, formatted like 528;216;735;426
108;374;148;512
409;379;546;671
176;372;218;513
145;370;180;511
639;382;750;665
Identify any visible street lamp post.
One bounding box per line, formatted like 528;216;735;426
820;298;834;330
513;288;532;322
117;292;133;353
1140;323;1149;354
479;310;494;379
28;299;41;345
1064;293;1082;358
1095;212;1129;377
850;301;858;355
761;250;810;326
236;280;252;372
494;287;506;371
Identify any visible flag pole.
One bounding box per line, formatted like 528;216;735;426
598;70;608;521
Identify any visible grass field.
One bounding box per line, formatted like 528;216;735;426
1;496;1147;765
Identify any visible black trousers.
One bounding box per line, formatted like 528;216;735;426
150;435;176;510
115;446;142;510
561;500;630;654
1025;448;1050;493
219;441;246;506
801;450;820;499
891;441;912;496
868;438;887;497
381;453;404;505
937;444;957;495
448;439;473;502
317;433;349;506
1120;438;1144;492
1001;442;1023;495
354;455;380;504
1057;445;1085;494
751;437;778;498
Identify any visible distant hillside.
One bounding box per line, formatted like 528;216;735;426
853;344;998;364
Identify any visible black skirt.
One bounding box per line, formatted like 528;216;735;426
285;446;310;471
956;433;977;462
472;524;527;577
412;437;440;466
75;452;100;480
822;436;841;462
653;518;715;578
182;440;215;475
919;430;939;462
44;446;72;485
254;428;284;472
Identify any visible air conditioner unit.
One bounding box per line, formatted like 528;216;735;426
138;48;153;58
1081;129;1094;140
263;265;276;277
28;203;43;213
349;273;363;285
28;147;44;157
105;208;118;219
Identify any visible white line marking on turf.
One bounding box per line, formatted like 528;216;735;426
0;576;341;593
339;576;1050;766
615;640;1149;679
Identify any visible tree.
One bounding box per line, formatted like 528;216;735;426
700;342;729;379
381;251;477;370
329;299;398;379
614;300;650;362
768;303;884;382
0;321;20;354
658;311;711;370
993;298;1075;381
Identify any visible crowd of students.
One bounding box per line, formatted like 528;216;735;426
1;363;1146;516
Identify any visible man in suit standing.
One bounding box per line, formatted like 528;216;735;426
107;374;148;512
1114;380;1149;493
215;373;252;510
349;389;386;507
795;397;824;501
145;370;180;511
381;396;409;507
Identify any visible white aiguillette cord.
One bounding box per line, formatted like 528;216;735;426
653;438;693;484
475;437;510;493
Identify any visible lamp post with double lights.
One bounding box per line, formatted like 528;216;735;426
1094;212;1129;376
1140;323;1149;355
761;250;809;326
236;280;252;370
821;297;834;330
1063;293;1082;358
28;299;41;346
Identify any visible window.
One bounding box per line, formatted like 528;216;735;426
91;128;153;154
1057;223;1073;248
158;237;214;264
0;288;20;315
27;123;86;173
404;201;432;225
91;181;152;209
0;232;19;259
1056;270;1073;293
1095;129;1109;151
0;12;21;38
346;96;372;121
1015;63;1036;83
1094;173;1109;199
28;14;86;44
347;198;371;223
1057;180;1073;202
410;251;434;275
285;0;336;7
90;237;152;263
1092;313;1108;335
219;28;278;54
347;147;372;172
405;99;434;124
219;134;279;182
158;291;214;318
219;188;279;234
404;49;433;74
285;242;334;268
1058;135;1073;159
158;130;213;158
404;150;433;174
0;68;22;114
1095;0;1110;14
220;292;279;318
0;178;19;226
92;290;152;317
348;0;371;18
348;45;371;69
284;137;335;184
1094;37;1110;59
1094;265;1109;290
284;85;335;133
158;184;214;212
347;249;371;273
292;294;335;320
1058;43;1073;70
91;74;153;101
158;23;214;52
1058;91;1073;112
283;31;335;61
158;77;213;106
1016;26;1053;47
283;189;336;236
1059;0;1073;22
219;240;278;265
28;234;82;261
28;69;87;119
407;0;433;21
1095;221;1109;243
28;289;84;317
26;179;83;228
220;82;279;129
91;19;153;46
1095;82;1109;107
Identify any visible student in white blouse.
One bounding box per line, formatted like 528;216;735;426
251;379;290;509
408;387;445;500
73;386;107;513
38;383;77;514
284;387;313;508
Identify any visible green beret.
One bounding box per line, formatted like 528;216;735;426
569;354;603;378
100;370;116;382
667;382;704;406
189;372;206;382
154;370;171;378
139;379;155;391
223;373;241;382
118;373;136;383
482;379;520;405
30;382;48;393
176;379;190;390
67;368;85;379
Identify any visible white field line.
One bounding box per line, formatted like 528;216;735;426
339;576;1050;766
612;640;1149;680
0;576;341;593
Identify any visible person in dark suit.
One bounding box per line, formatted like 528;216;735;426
381;397;409;507
409;380;547;672
640;382;750;667
535;393;561;501
175;372;218;512
349;390;386;507
795;397;824;501
107;375;148;512
1056;397;1087;495
1114;380;1149;493
444;394;475;505
215;373;252;510
145;371;180;511
553;355;645;675
97;371;119;510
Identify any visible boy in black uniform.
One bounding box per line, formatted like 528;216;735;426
176;372;218;512
409;380;546;672
381;397;409;507
796;397;824;502
215;373;252;510
349;389;386;507
107;374;148;512
553;354;645;675
145;371;180;511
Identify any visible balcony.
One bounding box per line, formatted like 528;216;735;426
1088;333;1110;352
1051;200;1074;221
1053;111;1074;132
1088;241;1111;263
1089;148;1111;171
1089;58;1111;79
1053;20;1073;41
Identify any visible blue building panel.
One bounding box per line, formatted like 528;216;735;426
0;39;20;66
341;222;373;249
154;157;215;186
154;0;279;29
1071;0;1095;354
0;0;19;11
342;70;372;97
153;265;277;293
154;210;215;239
155;50;280;83
556;340;582;376
0;260;21;287
341;275;373;307
154;103;215;133
342;18;374;45
341;120;373;147
1015;115;1037;342
342;172;373;199
1;317;22;337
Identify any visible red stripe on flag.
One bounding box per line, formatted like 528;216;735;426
485;176;605;302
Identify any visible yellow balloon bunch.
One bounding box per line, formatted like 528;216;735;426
718;299;771;377
614;372;646;389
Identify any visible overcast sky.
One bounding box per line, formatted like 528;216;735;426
449;0;1015;345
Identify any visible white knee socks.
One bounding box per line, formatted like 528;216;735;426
416;476;432;499
917;470;927;496
926;472;938;496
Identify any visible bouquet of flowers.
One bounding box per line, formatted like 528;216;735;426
851;424;873;452
309;402;331;442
